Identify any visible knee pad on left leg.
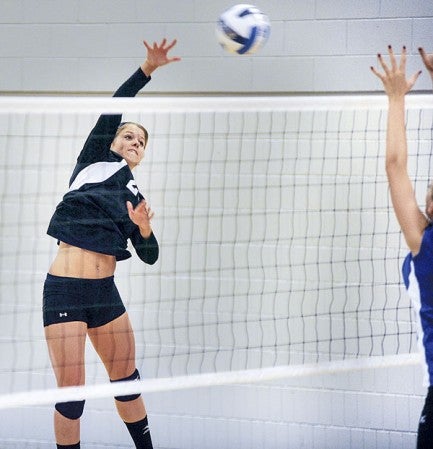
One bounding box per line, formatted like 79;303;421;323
111;368;141;402
55;400;85;420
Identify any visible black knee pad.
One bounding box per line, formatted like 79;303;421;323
55;400;85;420
111;368;141;402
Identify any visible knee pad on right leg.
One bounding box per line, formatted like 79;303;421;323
111;368;141;402
55;400;85;420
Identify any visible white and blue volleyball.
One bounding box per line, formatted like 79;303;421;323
216;4;270;55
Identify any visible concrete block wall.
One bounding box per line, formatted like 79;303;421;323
0;0;432;93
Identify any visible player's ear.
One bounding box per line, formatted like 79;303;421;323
110;136;118;150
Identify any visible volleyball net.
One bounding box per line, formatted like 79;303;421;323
0;94;432;409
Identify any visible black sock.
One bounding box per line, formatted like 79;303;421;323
125;415;153;449
56;443;80;449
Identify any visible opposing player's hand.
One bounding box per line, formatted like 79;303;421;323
419;47;433;81
126;199;154;238
370;45;421;99
141;38;181;76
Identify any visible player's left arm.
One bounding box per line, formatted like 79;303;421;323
127;199;159;264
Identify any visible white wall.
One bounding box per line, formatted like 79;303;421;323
0;0;433;93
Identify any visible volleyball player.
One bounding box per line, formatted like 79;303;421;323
371;45;433;448
43;38;180;449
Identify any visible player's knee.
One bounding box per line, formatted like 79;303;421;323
111;368;141;402
55;400;85;420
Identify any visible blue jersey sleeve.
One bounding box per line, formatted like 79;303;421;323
74;68;151;167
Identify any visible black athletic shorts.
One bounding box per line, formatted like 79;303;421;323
43;273;126;328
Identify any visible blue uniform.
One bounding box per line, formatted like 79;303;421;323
402;223;433;386
47;67;158;263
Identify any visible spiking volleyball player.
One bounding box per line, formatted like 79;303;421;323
43;39;180;449
371;46;433;449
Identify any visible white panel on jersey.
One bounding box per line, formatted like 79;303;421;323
407;259;429;386
68;160;128;192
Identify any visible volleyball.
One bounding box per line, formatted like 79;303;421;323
216;4;270;55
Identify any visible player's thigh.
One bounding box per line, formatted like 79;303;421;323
88;312;136;379
44;321;87;386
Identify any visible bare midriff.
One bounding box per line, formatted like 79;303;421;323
48;242;116;279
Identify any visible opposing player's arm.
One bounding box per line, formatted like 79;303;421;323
371;46;425;254
385;78;427;255
386;143;427;254
419;47;433;83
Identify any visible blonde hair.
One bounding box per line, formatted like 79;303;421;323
115;122;149;145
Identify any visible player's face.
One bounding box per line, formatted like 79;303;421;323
111;124;147;169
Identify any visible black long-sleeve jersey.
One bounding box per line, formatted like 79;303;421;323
47;68;159;264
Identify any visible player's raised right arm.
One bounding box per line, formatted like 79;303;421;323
77;39;180;165
140;38;181;76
